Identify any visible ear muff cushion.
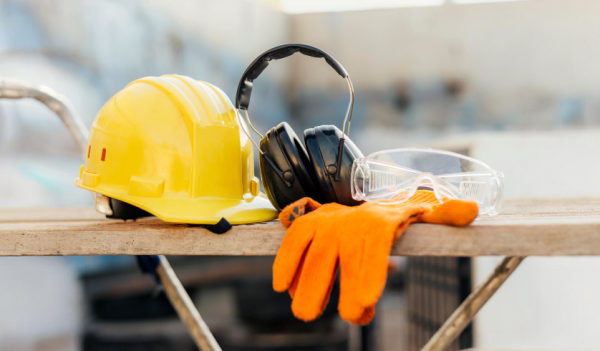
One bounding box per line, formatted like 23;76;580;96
274;122;320;199
259;122;319;210
304;127;337;203
304;125;364;206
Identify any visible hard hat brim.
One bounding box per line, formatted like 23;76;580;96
75;180;278;225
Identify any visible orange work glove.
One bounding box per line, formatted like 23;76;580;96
273;191;478;325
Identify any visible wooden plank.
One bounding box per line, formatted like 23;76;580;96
0;206;104;222
2;198;600;256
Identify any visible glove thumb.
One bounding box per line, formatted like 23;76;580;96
420;199;479;226
279;197;322;228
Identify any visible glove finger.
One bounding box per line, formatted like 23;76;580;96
338;232;366;322
279;197;322;227
357;217;420;307
276;202;349;294
288;246;307;299
348;305;375;326
289;256;337;310
420;199;479;226
291;233;339;322
319;261;339;313
273;216;317;292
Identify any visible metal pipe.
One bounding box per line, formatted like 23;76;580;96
0;78;89;155
420;256;525;351
0;78;113;215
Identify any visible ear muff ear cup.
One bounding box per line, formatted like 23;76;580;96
259;122;320;211
304;125;363;206
304;127;337;203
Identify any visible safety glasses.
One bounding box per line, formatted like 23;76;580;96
351;148;504;215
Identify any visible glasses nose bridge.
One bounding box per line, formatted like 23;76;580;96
411;172;444;203
412;172;437;187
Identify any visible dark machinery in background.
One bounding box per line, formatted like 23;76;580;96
406;257;473;351
82;256;349;351
83;255;466;351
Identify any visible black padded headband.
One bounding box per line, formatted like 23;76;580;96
235;44;348;110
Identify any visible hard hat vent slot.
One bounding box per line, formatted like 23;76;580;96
87;146;91;158
101;148;106;161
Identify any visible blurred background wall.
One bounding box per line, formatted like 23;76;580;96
3;0;600;350
0;0;289;209
0;1;290;350
288;0;600;151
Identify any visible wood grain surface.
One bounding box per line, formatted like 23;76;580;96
2;198;600;256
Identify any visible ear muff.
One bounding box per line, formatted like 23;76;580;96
235;44;362;210
304;125;363;206
259;122;320;210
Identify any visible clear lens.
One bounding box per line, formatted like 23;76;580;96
351;148;504;216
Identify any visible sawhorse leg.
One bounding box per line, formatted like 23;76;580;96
157;256;222;351
420;256;525;351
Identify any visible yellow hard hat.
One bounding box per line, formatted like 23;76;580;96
75;75;278;225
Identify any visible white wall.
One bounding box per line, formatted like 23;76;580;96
289;0;600;132
0;257;82;351
433;130;600;351
291;0;600;93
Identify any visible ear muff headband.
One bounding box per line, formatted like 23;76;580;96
235;44;348;110
235;44;355;184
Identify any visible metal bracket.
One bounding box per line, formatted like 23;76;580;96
420;256;525;351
